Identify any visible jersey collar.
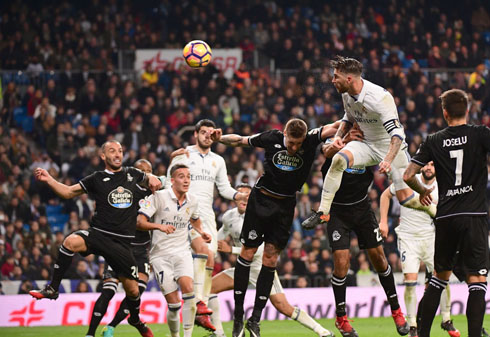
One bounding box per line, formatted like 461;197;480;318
355;78;367;103
169;187;189;204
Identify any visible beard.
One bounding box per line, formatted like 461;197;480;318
422;171;435;181
197;138;212;149
106;159;122;171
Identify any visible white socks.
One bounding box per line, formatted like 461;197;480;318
203;266;214;304
292;307;328;335
182;292;197;337
209;293;224;333
167;302;181;337
440;286;451;322
404;282;417;327
399;192;437;218
193;254;208;302
319;153;348;214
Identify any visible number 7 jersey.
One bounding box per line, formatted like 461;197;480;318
411;124;490;219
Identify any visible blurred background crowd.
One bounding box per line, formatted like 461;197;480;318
1;0;490;293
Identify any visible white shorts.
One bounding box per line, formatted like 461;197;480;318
221;262;284;295
342;140;410;191
397;236;435;274
190;217;218;254
151;250;194;295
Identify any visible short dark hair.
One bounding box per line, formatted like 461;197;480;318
170;164;189;177
195;119;216;132
134;159;152;169
330;55;363;76
284;118;307;138
235;183;252;191
440;89;468;119
101;140;121;153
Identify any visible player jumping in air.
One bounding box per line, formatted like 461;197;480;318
29;141;162;337
211;118;338;337
320;125;409;337
208;184;333;337
302;56;436;230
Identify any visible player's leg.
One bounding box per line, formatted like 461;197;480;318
398;236;422;332
269;275;334;337
107;246;151;331
105;272;149;335
462;217;489;337
208;270;234;337
326;208;357;337
419;218;460;337
164;290;183;337
391;150;436;217
246;194;295;336
303;141;376;229
191;233;213;315
202;218;219;305
89;267;118;337
153;257;180;337
30;230;88;299
233;187;263;337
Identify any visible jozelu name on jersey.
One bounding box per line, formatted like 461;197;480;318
108;186;133;208
273;151;303;171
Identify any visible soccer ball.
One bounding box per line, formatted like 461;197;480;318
182;40;212;68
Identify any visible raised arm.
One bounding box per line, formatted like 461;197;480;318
211;128;250;147
403;162;433;206
35;168;84;199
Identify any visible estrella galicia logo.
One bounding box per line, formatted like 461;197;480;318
108;186;133;208
272;151;303;171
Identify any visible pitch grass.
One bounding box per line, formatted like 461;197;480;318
2;315;489;336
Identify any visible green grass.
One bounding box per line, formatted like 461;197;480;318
2;315;488;336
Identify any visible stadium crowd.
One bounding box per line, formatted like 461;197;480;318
1;0;490;293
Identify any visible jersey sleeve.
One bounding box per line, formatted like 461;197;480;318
378;92;405;140
138;194;158;219
218;211;232;240
215;157;237;200
307;126;324;144
129;167;146;183
79;172;97;194
190;198;200;220
248;130;278;148
411;138;432;166
388;183;396;196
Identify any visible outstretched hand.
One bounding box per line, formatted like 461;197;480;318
210;128;223;142
34;168;51;182
419;186;434;206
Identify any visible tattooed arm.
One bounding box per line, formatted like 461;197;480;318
378;136;403;174
403;162;434;206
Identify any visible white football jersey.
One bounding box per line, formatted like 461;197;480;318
393;174;438;240
139;188;199;257
167;145;237;220
218;207;264;264
341;78;405;143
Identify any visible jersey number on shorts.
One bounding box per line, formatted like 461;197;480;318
374;228;382;242
131;266;138;279
449;149;463;186
159;270;164;284
144;263;150;275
